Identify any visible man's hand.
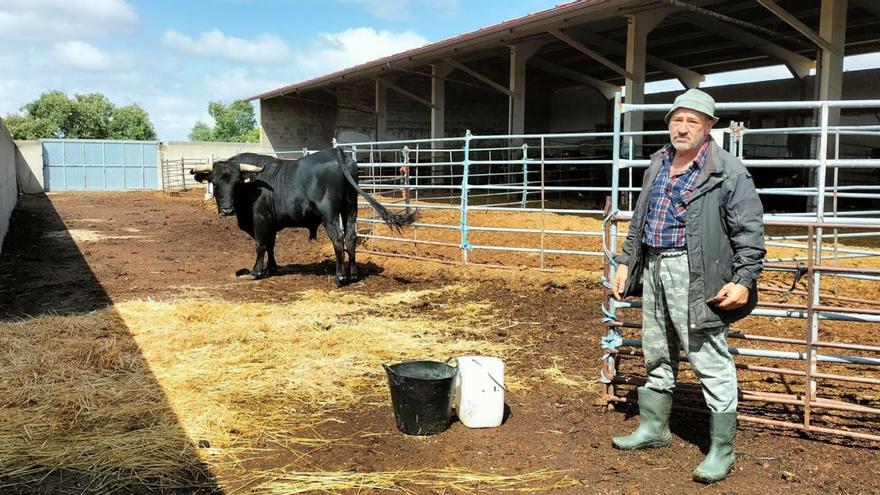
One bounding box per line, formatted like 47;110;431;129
708;282;749;310
612;264;629;301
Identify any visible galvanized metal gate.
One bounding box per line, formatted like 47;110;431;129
43;139;159;191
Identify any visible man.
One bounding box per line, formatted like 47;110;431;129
610;88;765;483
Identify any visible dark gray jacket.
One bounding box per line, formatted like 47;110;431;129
616;140;766;329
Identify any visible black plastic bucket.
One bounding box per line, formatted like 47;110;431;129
384;360;457;435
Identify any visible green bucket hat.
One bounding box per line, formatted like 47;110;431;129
664;88;719;123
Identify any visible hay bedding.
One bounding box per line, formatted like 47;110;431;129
0;285;576;492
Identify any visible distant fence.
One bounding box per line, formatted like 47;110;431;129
42;139;160;191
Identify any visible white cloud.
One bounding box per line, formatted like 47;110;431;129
204;68;286;101
339;0;459;20
298;27;428;76
162;29;291;63
53;41;129;72
0;0;138;42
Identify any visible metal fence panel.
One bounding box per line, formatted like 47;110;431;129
42;139;159;191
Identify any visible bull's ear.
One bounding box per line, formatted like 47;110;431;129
191;171;212;183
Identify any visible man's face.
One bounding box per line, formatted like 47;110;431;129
668;108;714;153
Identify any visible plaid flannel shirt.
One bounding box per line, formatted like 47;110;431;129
642;137;712;248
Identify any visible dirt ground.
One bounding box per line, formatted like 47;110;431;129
2;191;879;494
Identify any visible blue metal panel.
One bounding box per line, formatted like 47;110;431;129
42;139;159;191
83;143;104;167
106;167;125;189
66;167;86;189
124;143;143;167
44;142;63;166
63;142;83;165
85;168;105;189
105;143;124;165
124;168;144;188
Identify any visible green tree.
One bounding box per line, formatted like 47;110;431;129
110;104;156;140
188;121;213;142
4;90;157;140
189;100;259;143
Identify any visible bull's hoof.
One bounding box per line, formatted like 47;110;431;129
236;269;257;280
334;276;347;288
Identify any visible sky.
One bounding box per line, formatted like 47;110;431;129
2;0;880;141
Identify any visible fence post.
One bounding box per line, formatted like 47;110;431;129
401;145;411;213
460;130;472;264
180;157;185;190
521;143;529;208
204;154;214;200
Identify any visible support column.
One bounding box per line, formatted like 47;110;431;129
508;41;544;140
431;62;453;184
431;62;453;141
811;0;846;211
816;0;847;125
375;79;388;141
624;10;669;156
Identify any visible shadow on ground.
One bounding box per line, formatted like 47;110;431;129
0;194;222;494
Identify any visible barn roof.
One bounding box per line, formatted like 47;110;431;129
246;0;880;101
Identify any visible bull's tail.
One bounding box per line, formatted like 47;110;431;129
334;147;416;231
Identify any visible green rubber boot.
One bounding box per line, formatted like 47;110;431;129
612;387;672;450
693;412;737;483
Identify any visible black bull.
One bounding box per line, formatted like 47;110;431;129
191;148;415;286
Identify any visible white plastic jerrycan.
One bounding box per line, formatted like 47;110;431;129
454;355;505;428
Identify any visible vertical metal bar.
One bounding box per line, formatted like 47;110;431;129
82;141;86;189
180;157;185;190
540;136;546;269
102;141;107;190
603;91;624;409
832;130;840;296
402;146;411;212
415;144;420;205
610;92;622;286
729;122;738;157
627;136;633;209
808;103;830;407
521;143;529;208
804;224;816;430
61;141;66;190
461;131;471;264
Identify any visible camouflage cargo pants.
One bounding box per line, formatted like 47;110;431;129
641;247;738;413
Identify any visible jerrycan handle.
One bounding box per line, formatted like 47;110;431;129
469;358;511;393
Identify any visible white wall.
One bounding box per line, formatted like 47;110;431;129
0;118;17;253
160;141;273;190
14;140;42;194
160;141;271;161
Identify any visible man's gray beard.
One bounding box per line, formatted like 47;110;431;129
672;139;703;153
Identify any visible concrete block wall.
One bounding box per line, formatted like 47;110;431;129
261;92;337;152
385;75;431;141
336;80;376;142
0;118;17;253
445;80;508;137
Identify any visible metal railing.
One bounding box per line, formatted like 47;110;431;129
284;94;880;443
602;95;880;443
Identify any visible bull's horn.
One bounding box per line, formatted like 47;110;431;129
190;162;212;172
239;163;264;172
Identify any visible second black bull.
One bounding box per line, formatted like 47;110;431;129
191;147;415;286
